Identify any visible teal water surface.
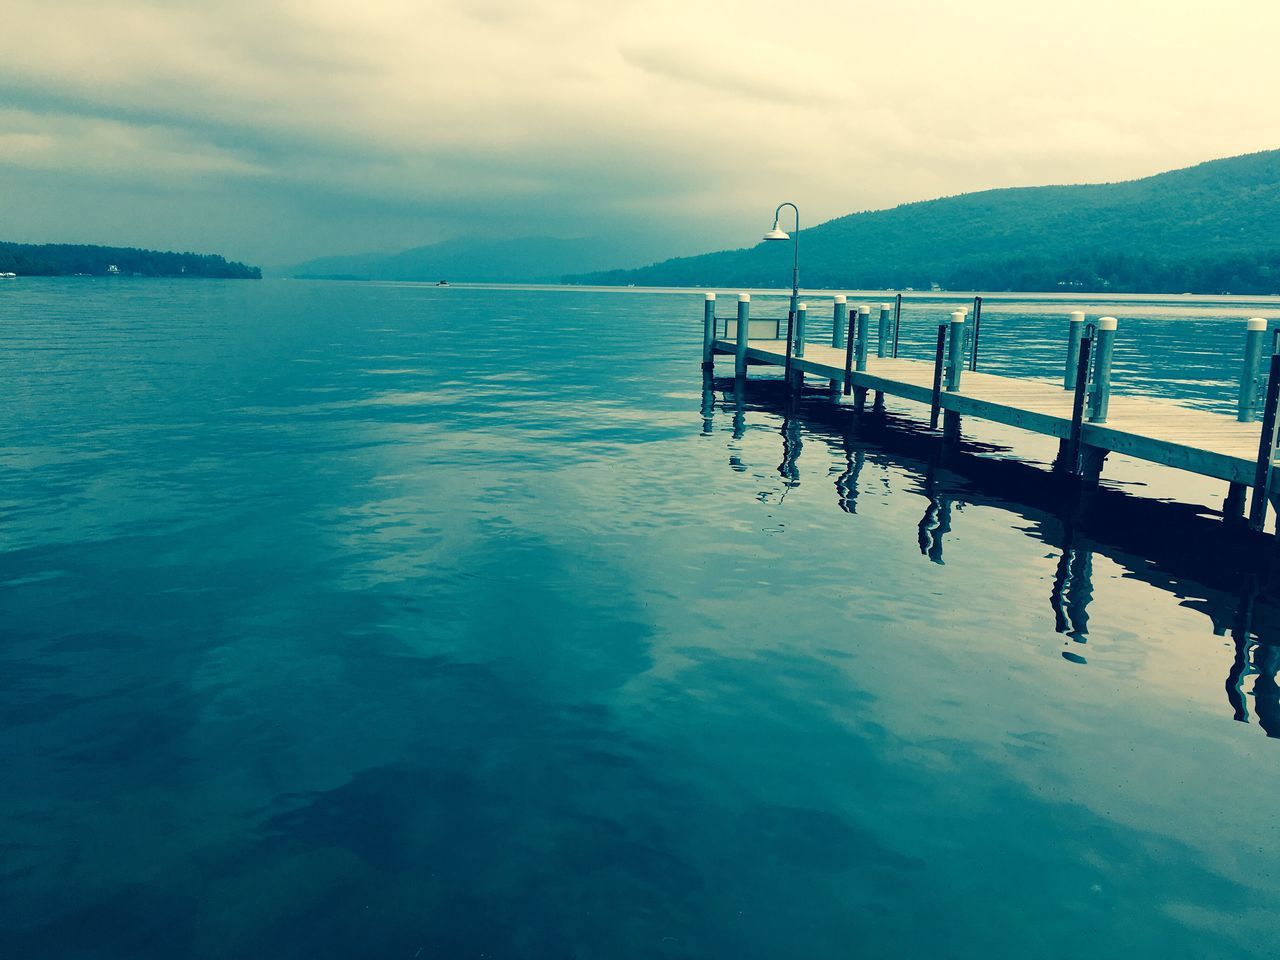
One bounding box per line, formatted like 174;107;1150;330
2;279;1279;959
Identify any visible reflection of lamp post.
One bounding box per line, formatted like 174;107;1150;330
763;202;800;379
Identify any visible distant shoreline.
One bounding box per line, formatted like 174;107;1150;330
0;242;260;279
280;277;1280;307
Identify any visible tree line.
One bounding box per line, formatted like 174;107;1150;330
0;242;261;279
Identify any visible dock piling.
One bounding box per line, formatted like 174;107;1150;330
790;303;807;390
1088;317;1118;422
1064;328;1094;475
877;304;892;358
702;293;716;369
1064;311;1085;390
1238;318;1268;421
832;295;848;349
829;296;848;392
734;294;750;379
945;310;966;391
855;306;871;372
1249;352;1280;530
853;305;871;412
969;296;983;371
842;304;857;396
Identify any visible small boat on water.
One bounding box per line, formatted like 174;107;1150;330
0;272;17;279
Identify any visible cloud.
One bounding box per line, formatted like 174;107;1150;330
0;0;1278;264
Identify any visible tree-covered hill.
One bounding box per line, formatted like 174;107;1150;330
0;243;261;278
568;150;1280;295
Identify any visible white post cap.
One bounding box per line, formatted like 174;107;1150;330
738;293;750;302
858;305;871;315
1069;310;1085;323
880;303;892;311
1098;316;1118;330
951;310;966;323
1247;317;1267;331
705;292;716;300
834;294;846;304
797;303;807;311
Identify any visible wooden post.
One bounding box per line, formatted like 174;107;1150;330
1064;331;1094;475
1248;352;1280;530
702;293;716;369
929;324;946;429
1064;311;1085;390
969;296;983;371
1238;317;1268;421
945;309;965;391
734;293;750;379
855;305;871;372
876;303;891;358
842;305;857;397
832;295;848;349
1087;317;1117;422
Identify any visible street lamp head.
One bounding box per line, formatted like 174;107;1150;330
762;221;790;241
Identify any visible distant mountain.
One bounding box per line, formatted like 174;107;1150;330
568;150;1280;295
0;242;260;278
288;235;670;283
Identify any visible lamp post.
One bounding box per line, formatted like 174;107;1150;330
763;202;800;380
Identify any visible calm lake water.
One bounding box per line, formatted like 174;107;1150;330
2;278;1279;959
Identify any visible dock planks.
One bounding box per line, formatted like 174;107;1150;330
713;338;1271;489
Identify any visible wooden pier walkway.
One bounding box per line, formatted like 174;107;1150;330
702;295;1280;529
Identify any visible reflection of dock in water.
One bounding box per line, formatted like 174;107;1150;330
700;371;1280;737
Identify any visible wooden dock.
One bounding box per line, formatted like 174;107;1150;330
702;295;1280;529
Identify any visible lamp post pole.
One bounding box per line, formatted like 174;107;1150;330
764;202;800;381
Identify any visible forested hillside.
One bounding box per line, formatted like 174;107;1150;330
570;150;1280;295
0;243;261;278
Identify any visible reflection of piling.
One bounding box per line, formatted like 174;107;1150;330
1050;545;1094;641
917;495;953;564
1226;583;1258;722
700;368;715;435
1255;644;1280;738
731;377;746;440
836;431;865;514
778;415;802;486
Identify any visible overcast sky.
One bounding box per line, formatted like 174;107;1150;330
2;0;1277;267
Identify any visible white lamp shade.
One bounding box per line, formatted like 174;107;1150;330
762;227;790;241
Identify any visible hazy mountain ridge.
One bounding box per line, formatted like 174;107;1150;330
567;150;1280;294
287;235;671;283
